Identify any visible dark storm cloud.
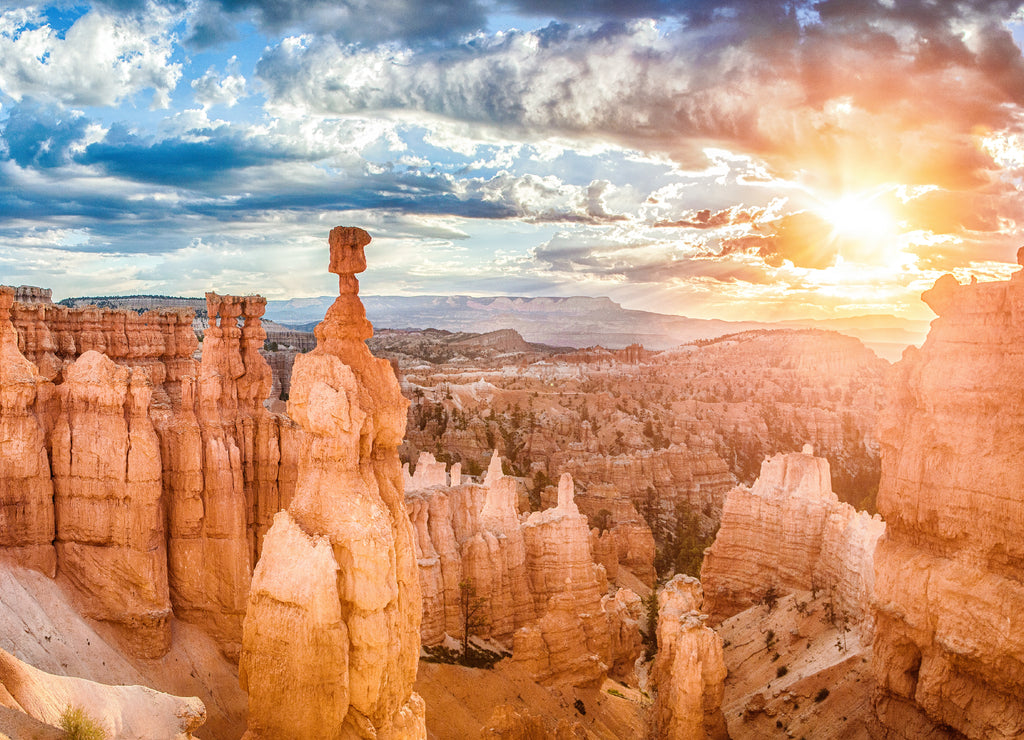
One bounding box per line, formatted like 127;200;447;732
180;0;489;47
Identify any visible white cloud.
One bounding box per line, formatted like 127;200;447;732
191;56;247;109
0;7;181;108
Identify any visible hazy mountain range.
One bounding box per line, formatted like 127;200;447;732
266;295;929;361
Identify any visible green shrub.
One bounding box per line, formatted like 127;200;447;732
59;706;106;740
776;666;788;678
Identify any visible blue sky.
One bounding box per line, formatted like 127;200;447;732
3;1;1024;320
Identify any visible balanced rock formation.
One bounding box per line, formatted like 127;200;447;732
872;270;1024;739
240;226;425;739
701;447;884;629
651;575;729;740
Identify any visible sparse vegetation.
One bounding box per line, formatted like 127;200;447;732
607;688;626;698
761;584;780;611
814;688;830;703
655;508;718;578
458;579;489;666
421;641;509;669
776;665;788;678
59;706;106;740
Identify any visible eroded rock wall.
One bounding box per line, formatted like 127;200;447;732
700;448;883;628
2;285;288;659
872;270;1024;739
407;452;535;646
408;457;643;688
51;350;172;658
0;287;55;576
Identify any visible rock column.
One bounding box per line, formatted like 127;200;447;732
0;287;56;575
240;227;425;739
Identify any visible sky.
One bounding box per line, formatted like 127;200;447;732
3;1;1024;321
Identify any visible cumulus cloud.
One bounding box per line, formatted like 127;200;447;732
191;57;247;108
0;7;181;108
255;1;1024;193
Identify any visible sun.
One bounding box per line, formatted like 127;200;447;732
817;192;897;243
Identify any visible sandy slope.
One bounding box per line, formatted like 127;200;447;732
718;590;883;739
0;561;246;740
415;659;650;739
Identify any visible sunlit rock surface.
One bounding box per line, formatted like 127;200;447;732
872;269;1024;739
240;227;425;739
701;448;884;630
651;575;729;740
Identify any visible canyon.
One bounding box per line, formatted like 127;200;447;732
0;232;1021;740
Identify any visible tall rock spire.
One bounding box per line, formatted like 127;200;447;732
240;227;424;739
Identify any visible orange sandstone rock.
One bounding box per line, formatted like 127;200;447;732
651;575;729;740
872;272;1024;739
0;287;56;576
701;448;883;629
513;474;612;687
51;350;172;658
240;227;425;739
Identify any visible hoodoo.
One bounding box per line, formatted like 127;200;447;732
239;227;425;739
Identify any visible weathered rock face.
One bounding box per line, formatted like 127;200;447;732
2;283;291;660
513;474;612;687
872;270;1024;740
550;481;656;586
51;350;172;658
651;575;729;740
701;448;884;628
11;300;198;390
12;285;52;304
602;588;644;682
408;459;642;688
404;451;455;491
168;292;283;656
240;226;425;739
0;287;55;576
407;452;535;646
